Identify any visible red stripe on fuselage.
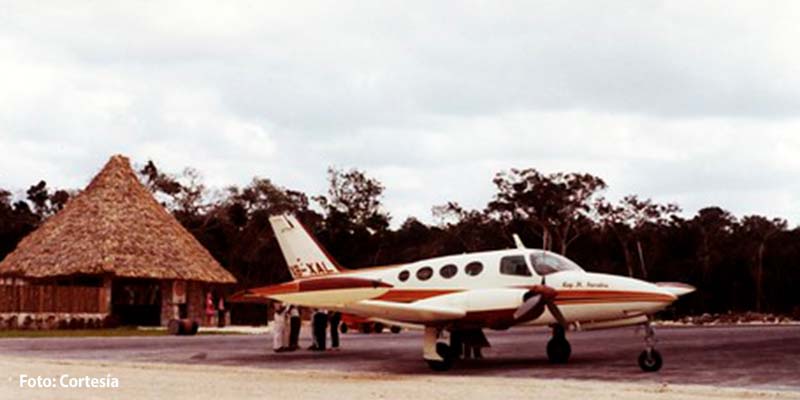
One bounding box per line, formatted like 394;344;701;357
247;277;391;296
373;288;675;304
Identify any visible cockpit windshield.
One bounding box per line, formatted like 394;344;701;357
529;251;584;275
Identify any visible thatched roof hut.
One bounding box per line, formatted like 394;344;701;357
0;155;235;284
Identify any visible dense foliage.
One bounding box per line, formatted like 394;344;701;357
2;162;798;317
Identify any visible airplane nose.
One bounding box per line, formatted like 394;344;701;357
583;272;680;303
639;280;679;302
656;282;696;297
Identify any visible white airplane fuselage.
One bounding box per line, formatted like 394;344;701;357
261;248;682;331
249;214;694;371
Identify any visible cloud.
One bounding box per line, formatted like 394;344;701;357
1;2;800;226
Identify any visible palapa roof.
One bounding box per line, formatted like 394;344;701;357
0;155;236;284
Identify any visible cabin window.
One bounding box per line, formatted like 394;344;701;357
398;270;410;282
530;252;583;275
416;266;434;281
464;261;483;276
440;264;457;279
499;255;532;276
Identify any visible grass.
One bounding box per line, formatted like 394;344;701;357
0;327;169;338
0;327;241;338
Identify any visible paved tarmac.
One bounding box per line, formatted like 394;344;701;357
0;325;798;391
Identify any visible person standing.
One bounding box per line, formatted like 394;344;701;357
272;302;289;352
329;311;342;351
288;305;301;351
462;328;489;359
310;309;328;351
216;296;226;328
450;330;464;359
205;292;215;326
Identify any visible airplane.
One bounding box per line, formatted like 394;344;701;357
240;214;695;372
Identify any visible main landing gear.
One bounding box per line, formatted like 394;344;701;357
546;324;571;364
638;320;663;372
423;327;454;371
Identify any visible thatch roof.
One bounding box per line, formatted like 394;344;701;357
0;155;236;284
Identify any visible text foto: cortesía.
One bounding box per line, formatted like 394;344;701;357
18;374;120;389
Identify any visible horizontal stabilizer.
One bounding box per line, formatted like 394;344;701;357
235;277;392;307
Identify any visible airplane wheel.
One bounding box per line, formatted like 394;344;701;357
546;336;571;364
638;349;662;372
426;343;454;371
340;324;348;334
374;323;384;334
390;326;402;334
360;323;372;334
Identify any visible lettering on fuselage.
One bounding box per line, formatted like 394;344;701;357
561;281;609;289
289;261;337;277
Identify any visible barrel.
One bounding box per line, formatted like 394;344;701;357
168;319;199;335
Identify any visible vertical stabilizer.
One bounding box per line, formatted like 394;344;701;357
269;215;343;280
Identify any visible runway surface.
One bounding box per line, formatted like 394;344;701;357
1;325;798;391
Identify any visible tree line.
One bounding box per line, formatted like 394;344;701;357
1;162;798;317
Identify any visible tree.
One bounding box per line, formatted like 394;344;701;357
315;167;390;233
690;207;737;281
597;195;680;278
738;215;787;312
138;161;207;216
0;188;40;261
432;202;503;252
487;168;606;254
23;181;73;218
198;178;317;285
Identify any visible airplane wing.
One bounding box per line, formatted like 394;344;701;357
234;279;466;324
346;300;466;323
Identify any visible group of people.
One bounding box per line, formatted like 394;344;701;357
450;328;490;360
272;302;342;353
204;292;226;327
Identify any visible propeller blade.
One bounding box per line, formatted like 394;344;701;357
513;294;542;320
546;301;568;328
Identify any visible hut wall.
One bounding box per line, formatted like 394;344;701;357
0;284;107;314
0;283;110;330
187;281;207;326
159;280;180;326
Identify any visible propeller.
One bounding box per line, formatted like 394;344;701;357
513;293;543;320
512;283;568;327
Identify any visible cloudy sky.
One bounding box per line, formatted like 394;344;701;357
2;2;800;225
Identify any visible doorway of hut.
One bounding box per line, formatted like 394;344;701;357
111;279;162;326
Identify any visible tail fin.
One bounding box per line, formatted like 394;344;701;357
269;214;343;280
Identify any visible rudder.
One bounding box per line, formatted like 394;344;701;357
269;215;342;280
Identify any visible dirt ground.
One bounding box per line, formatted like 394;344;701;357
2;325;798;390
1;355;798;400
1;325;799;399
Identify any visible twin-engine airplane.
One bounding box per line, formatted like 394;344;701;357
243;215;695;372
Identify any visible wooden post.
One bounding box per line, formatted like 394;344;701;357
160;280;179;326
38;285;44;313
100;276;112;314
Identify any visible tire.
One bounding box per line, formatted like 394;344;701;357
546;337;571;364
426;343;454;371
340;324;348;334
638;349;663;372
189;320;199;335
390;326;401;334
167;319;181;335
374;323;384;334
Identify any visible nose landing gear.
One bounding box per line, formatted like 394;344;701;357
546;324;571;364
638;320;663;372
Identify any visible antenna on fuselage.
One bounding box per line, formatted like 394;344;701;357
512;234;526;249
